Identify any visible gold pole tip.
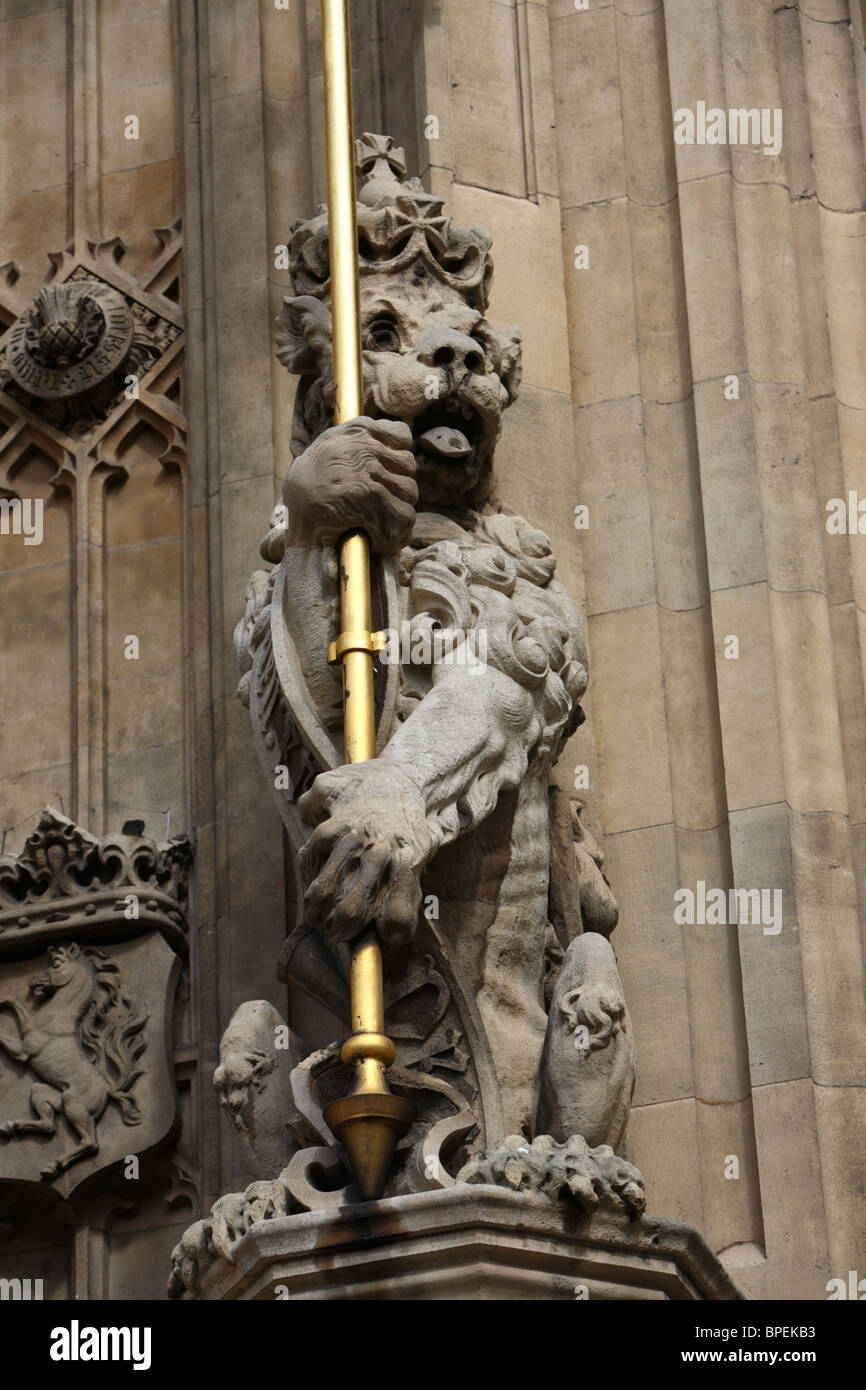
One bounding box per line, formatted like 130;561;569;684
325;1092;415;1202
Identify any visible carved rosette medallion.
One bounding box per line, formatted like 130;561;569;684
6;281;134;399
0;262;183;438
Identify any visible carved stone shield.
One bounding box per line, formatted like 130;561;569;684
0;811;190;1200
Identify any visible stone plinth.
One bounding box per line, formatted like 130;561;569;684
190;1186;746;1301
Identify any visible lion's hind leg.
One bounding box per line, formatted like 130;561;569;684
0;1082;62;1139
536;932;636;1151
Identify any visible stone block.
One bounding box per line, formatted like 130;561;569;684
588;606;673;833
790;200;832;397
741;1079;830;1300
215;281;275;483
728;803;810;1087
550;4;625;208
211;89;270;290
642;397;709;613
711;583;786;810
628;1097;703;1229
692;379;765;591
630;199;691;404
695;1096;764;1258
752;382;826;596
678;175;743;380
800;10;866;214
447;0;527;198
615;2;678;206
207;0;264;104
562;200;640;406
674;823;751;1102
0;8;67;196
602;823;694;1105
733;181;804;387
0;186;68;299
788;809;866;1087
663;0;730;184
812;1085;866;1283
101;161;178;279
820;206;866;410
658;605;727;831
574;395;656;616
770;590;848;809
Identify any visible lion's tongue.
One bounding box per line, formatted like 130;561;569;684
416;425;473;461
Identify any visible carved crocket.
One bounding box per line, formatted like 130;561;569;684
234;133;643;1219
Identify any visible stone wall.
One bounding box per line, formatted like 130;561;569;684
0;0;864;1300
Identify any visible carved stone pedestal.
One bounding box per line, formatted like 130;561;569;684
185;1187;745;1302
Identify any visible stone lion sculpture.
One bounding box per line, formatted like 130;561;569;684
170;133;643;1296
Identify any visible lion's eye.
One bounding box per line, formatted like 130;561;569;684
365;317;401;352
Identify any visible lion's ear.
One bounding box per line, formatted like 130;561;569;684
67;943;80;959
496;326;523;405
276;295;333;376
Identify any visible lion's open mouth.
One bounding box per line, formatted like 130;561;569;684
411;399;485;467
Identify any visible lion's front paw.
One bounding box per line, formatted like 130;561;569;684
282;416;418;554
556;1136;645;1216
298;760;436;945
458;1133;645;1218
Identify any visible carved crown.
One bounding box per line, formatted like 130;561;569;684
0;808;192;957
288;133;494;311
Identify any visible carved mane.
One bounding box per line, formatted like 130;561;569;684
78;947;148;1110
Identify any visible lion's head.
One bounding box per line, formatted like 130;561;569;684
276;133;522;509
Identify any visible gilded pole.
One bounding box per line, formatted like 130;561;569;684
318;0;413;1201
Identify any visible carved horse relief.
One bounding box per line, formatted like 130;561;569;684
0;943;147;1179
0;811;190;1199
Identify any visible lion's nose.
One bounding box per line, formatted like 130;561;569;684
417;329;485;374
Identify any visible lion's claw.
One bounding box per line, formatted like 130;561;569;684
458;1133;646;1218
